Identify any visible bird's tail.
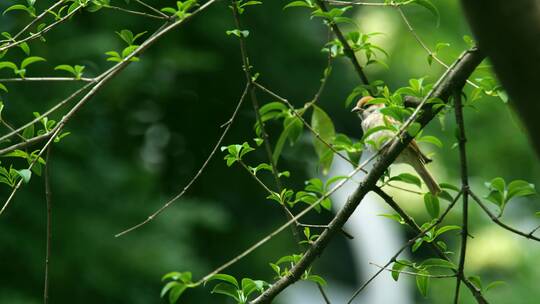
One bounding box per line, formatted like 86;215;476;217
410;157;441;195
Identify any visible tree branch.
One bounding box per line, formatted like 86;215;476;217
453;88;470;304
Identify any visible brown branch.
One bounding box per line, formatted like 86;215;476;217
250;48;486;304
453;89;470;304
315;0;369;85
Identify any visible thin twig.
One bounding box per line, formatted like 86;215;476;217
43;147;52;304
0;77;95;83
453;89;470;304
383;182;424;195
326;0;403;6
1;119;27;142
530;224;540;236
135;0;169;18
468;191;540;242
115;83;249;237
103;4;168;20
238;160;274;195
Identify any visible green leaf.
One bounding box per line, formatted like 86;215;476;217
0;61;18;72
416;269;430;297
468;275;483;291
378;213;405;225
417;135;443;148
306;275;327;286
507;180;536;201
211;283;240;301
0;83;7;92
241;278;266;298
391;260;408;281
55;64;76;75
413;0;439;26
21;56;45;69
440;183;460;192
206;273;239;288
311;105;335;174
284;0;313;9
388;173;422;188
486;177;505;193
3;4;36;17
486;280;506;292
272;115;301;165
161;281;180;298
420;258;456;270
169;284;187;303
5;149;29;159
16;169;31;183
407;122;422;137
435;225;461;238
423;193;440;218
226;29;249;38
19;42;30;56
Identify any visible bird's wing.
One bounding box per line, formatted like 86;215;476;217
408;139;432;164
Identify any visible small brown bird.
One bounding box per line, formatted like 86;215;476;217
352;96;441;194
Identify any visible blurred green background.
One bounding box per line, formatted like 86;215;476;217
0;0;539;303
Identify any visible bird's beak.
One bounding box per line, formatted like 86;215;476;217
351;107;362;113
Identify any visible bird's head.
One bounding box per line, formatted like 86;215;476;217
351;96;383;119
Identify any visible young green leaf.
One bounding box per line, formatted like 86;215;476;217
21;56;45;69
311;105;335;174
420;258;456;270
424;193;440;218
416;269;430;297
206;273;239;288
412;0;439;26
507;180;536;201
16;168;31;183
388;173;422;188
211;283;240;301
391;260;408;281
